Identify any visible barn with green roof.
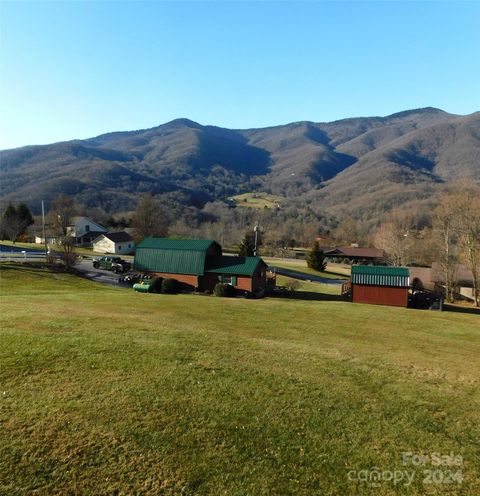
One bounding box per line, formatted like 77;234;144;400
350;265;410;307
134;238;268;295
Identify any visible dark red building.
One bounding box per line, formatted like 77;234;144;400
350;266;410;307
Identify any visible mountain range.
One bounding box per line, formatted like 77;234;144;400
1;107;479;222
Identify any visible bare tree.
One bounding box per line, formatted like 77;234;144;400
449;183;480;306
58;236;79;271
49;194;78;270
432;195;460;303
49;194;76;237
431;182;480;306
333;217;361;246
131;193;169;243
409;228;438;267
373;211;414;266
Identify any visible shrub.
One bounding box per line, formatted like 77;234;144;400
285;280;301;292
161;278;179;294
149;277;163;293
214;283;236;297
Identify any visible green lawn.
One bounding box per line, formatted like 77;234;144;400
1;264;479;495
265;257;350;279
275;274;342;296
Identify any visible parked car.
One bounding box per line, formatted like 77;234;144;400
409;290;444;310
93;256;131;273
117;272;144;286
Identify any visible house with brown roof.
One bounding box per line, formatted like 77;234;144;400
323;246;384;264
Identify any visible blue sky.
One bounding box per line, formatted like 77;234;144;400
1;1;479;149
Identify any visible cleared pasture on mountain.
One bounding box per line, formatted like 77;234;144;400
231;192;283;209
1;264;479;495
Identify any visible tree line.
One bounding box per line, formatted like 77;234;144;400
373;182;480;306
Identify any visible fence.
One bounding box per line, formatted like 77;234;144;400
0;252;47;262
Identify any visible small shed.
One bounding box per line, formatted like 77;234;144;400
351;266;410;307
93;232;135;255
205;255;268;293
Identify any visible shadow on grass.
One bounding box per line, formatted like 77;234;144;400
325;272;349;279
267;290;346;302
443;304;480;315
1;262;48;272
0;262;67;277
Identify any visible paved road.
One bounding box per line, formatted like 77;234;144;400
0;246;125;287
75;259;125;287
268;266;345;285
0;243;44;253
0;243;46;262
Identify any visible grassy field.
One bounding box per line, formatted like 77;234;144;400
230;192;283;209
1;264;479;495
265;257;350;279
275;274;342;296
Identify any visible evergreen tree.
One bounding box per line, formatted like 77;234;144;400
1;203;34;242
238;232;256;256
307;241;326;271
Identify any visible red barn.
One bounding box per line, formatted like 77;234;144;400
351;266;410;307
133;238;267;295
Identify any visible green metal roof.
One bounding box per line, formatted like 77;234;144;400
351;266;409;276
136;238;219;251
351;265;410;287
133;238;221;275
206;256;266;276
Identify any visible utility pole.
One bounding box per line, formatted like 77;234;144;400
254;222;259;257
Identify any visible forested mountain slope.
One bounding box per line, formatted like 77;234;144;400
1;108;478;221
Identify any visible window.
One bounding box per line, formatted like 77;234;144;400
221;275;237;285
118;245;122;250
85;225;90;232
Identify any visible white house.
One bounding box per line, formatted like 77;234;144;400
66;217;108;245
35;217;108;246
35;230;58;244
92;232;135;255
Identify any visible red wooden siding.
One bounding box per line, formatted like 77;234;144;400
236;276;252;292
352;284;408;307
152;265;266;294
